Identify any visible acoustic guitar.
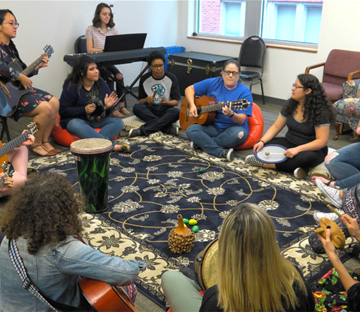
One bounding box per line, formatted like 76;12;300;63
79;278;139;312
179;95;251;130
76;237;139;312
0;45;54;117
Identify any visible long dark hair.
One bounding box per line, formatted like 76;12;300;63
0;9;15;25
0;173;84;255
63;55;101;90
92;2;115;28
286;73;333;126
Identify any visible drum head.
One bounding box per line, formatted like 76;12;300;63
70;138;113;155
255;144;287;164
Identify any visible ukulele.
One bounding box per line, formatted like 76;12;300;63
0;122;39;188
179;95;251;130
0;45;54;117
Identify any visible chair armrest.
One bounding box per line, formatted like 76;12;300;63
305;62;326;74
348;70;360;80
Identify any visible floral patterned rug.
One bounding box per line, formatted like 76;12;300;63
29;133;352;309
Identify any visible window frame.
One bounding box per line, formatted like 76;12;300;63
190;0;322;51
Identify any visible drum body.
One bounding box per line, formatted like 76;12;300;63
70;138;113;213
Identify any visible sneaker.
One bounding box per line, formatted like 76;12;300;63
313;212;340;222
128;128;142;138
220;148;234;162
245;155;263;167
293;167;308;179
190;141;200;151
169;125;179;136
315;178;343;209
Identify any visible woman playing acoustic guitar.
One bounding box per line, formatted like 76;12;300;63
185;59;253;162
0;173;145;311
0;9;60;157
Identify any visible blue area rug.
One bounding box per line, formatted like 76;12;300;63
33;134;340;309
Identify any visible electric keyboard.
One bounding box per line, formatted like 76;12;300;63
63;47;166;66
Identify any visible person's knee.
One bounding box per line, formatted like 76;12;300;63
237;130;245;140
324;151;338;164
161;271;182;287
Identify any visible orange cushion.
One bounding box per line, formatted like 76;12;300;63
235;102;264;150
51;114;119;147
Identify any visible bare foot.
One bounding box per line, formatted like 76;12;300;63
311;175;335;187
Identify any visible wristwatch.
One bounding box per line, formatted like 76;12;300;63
229;112;234;118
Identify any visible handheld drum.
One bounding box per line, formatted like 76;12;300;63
70;138;113;213
255;144;288;164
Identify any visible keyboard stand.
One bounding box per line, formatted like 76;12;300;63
114;64;150;109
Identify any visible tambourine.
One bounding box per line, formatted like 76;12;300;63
255;144;288;164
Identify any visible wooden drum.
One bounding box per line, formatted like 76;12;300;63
70;138;113;213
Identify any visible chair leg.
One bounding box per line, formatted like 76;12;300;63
260;78;265;105
332;122;343;141
0;117;10;142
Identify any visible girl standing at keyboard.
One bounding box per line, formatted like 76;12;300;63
85;2;130;118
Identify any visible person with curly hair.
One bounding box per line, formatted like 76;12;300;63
161;203;314;312
85;2;130;118
0;173;145;311
245;73;333;179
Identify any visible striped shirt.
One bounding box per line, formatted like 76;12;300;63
85;25;118;50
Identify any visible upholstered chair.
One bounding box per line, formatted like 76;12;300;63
333;79;360;140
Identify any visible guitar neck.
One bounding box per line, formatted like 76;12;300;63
0;132;29;157
21;55;44;77
199;101;246;113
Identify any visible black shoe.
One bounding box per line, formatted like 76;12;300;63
128;128;141;138
220;148;234;162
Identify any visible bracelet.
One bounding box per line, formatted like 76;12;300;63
230;112;235;118
258;139;265;144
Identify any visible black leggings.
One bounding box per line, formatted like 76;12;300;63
99;65;125;96
268;137;327;173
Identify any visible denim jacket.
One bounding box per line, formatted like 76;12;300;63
0;236;146;311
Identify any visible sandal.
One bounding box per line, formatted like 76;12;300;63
119;105;130;115
348;242;360;259
112;110;124;118
29;144;57;157
42;142;61;154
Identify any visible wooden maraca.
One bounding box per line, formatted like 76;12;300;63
168;214;195;254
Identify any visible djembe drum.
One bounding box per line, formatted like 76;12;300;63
70;138;113;213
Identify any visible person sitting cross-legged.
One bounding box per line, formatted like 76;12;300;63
128;51;181;138
185;59;253;162
245;74;333;179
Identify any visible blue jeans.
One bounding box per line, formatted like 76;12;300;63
326;142;360;190
66;117;124;148
186;124;248;157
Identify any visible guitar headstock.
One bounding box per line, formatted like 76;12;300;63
43;45;54;58
231;99;251;110
27;122;40;136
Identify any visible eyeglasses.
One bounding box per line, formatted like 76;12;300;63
292;84;304;90
223;70;240;76
151;64;164;69
5;22;19;28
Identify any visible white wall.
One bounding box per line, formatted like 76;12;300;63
3;0;360;102
177;0;360;101
2;0;179;98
